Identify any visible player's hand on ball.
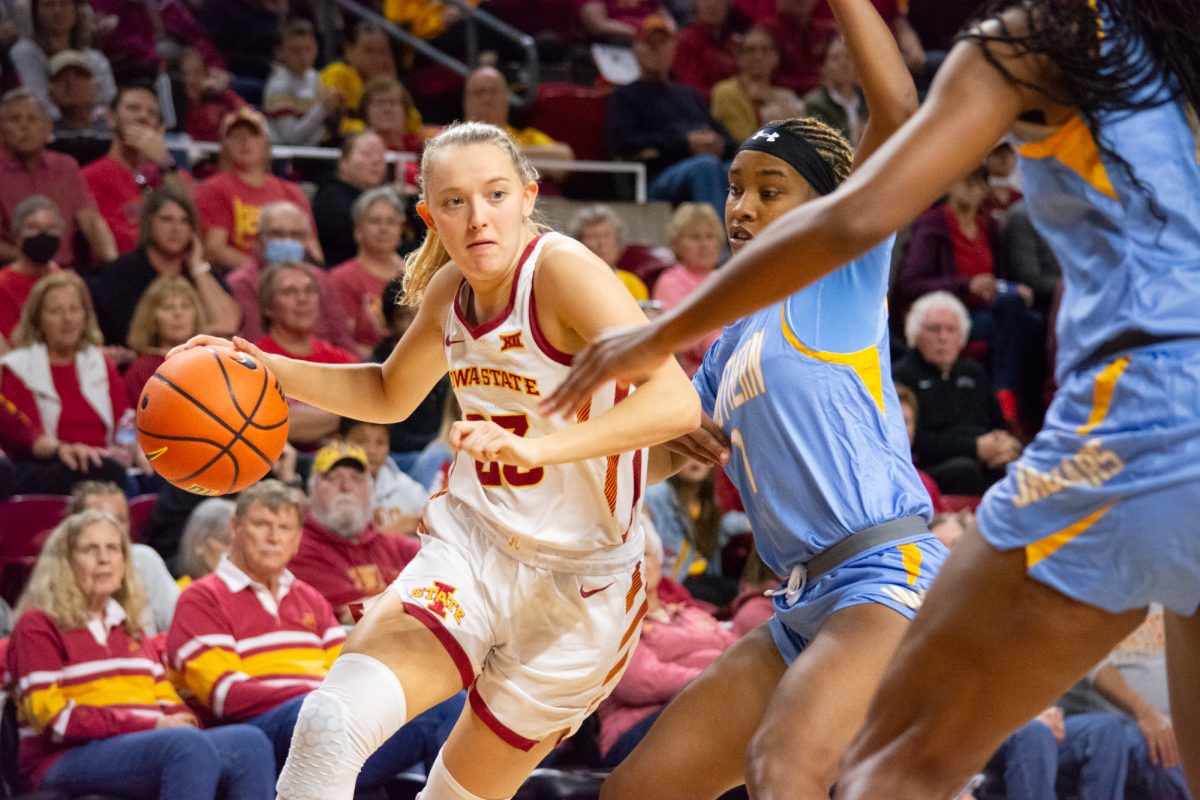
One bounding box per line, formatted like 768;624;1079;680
450;420;541;469
167;335;266;365
542;322;674;416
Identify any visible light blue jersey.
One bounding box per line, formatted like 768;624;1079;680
1016;76;1200;383
693;237;933;578
979;48;1200;614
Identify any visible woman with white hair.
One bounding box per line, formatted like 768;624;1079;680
893;290;1021;495
7;510;275;798
175;497;236;587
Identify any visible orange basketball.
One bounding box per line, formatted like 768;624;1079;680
136;346;289;496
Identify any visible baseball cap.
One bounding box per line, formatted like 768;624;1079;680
311;442;369;476
636;14;673;42
219;106;268;139
48;50;95;78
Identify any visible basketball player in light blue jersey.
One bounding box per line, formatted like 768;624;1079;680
549;0;1200;798
586;1;947;798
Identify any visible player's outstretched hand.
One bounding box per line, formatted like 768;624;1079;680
542;323;674;416
450;419;542;469
166;335;266;364
665;412;729;468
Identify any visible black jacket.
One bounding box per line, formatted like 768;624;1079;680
892;348;1006;467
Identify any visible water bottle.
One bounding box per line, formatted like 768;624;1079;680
115;408;138;449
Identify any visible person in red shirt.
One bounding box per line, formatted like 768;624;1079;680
194;107;321;272
176;47;246;143
0;195;63;345
226;200;356;350
82;84;194;255
288;442;420;623
9;510;276;798
672;0;744;101
579;0;672;43
0;90;117;270
328;186;407;355
253;262;356;447
0;272;132;477
895;167;1044;428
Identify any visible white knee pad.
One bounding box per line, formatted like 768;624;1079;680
276;653;408;800
417;750;512;800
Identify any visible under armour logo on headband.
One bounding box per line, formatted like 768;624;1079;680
752;130;780;143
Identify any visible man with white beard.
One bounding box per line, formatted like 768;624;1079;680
288;442;420;623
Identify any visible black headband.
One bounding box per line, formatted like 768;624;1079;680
736;126;840;196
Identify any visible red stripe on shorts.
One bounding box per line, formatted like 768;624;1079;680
469;688;540;752
402;601;475;690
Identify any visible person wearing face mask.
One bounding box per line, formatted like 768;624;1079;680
226;200;357;349
0;195;63;348
194;107;322;273
287;442;420;623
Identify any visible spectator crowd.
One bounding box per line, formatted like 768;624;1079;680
0;0;1182;798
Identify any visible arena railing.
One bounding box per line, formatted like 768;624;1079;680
320;0;540;111
168;138;649;204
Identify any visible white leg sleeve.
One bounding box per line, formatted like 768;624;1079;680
276;653;408;800
416;750;512;800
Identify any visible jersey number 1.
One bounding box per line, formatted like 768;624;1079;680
465;413;545;488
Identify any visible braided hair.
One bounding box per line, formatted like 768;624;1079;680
762;116;856;187
961;0;1200;213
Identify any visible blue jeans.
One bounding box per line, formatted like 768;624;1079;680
1122;717;1192;800
406;443;452;490
247;691;466;785
989;713;1128;800
42;724;274;800
969;291;1043;393
649;154;730;218
601;708;663;769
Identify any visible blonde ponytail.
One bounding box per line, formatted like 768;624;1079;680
401;228;451;307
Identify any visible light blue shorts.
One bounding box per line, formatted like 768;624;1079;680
768;534;946;664
979;340;1200;615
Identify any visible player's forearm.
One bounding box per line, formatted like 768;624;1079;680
830;0;917;160
261;355;394;420
653;197;880;351
1092;662;1158;720
540;365;700;465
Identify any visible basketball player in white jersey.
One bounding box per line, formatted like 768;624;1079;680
171;121;700;800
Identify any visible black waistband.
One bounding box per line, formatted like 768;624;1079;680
1083;331;1200;368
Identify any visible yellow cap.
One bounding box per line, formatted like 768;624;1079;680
311;442;369;476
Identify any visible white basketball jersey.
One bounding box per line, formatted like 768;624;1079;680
434;232;646;568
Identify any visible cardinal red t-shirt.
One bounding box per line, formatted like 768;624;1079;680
195;172;315;256
0;267;58;339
